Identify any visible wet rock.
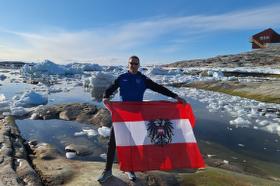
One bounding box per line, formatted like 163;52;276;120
16;159;43;186
34;106;61;120
34;143;59;160
90;108;112;127
60;103;97;121
28;103;111;127
59;110;80;120
75;113;92;123
28;139;38;147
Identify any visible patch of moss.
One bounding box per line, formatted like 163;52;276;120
6;116;15;124
210;88;280;104
178;167;280;186
183;82;280;104
268;74;280;79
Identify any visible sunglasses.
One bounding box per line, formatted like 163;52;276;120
129;62;139;65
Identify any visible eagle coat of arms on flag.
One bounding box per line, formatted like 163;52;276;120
105;101;205;172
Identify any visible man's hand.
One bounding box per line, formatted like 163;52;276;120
102;98;110;105
175;96;187;104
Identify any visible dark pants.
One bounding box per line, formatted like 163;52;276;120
105;127;116;171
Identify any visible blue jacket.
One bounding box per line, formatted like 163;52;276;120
104;71;177;101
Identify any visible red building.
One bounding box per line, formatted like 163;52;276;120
251;28;280;49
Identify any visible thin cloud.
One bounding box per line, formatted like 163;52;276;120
1;4;280;64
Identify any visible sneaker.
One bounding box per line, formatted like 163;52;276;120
126;171;136;182
97;170;112;183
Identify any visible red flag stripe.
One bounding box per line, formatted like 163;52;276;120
107;101;195;127
116;143;205;171
113;119;196;146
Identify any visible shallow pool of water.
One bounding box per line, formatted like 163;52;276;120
16;119;109;161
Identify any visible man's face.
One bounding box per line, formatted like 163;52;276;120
128;58;140;73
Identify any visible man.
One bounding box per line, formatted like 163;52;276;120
98;56;186;183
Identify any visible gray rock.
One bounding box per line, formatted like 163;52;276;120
90;108;112;127
16;159;43;186
34;143;59;160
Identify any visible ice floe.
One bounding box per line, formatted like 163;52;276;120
0;93;5;101
13;91;48;107
98;126;111;137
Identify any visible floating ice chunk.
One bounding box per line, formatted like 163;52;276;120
10;106;28;116
207;154;216;158
256;119;270;127
65;152;76;159
148;67;171;75
213;71;224;79
65;145;77;159
2;112;11;116
253;126;258;130
237;109;247;116
229;117;251;126
265;113;276;118
273;118;280;122
223;160;229;164
82;128;98;137
30;113;38;120
238;144;245;147
100;153;107;160
13;91;48;107
74;131;87;137
73;81;83;87
12;95;20;100
0;94;5;101
264;123;280;135
48;87;63;94
98;126;111;137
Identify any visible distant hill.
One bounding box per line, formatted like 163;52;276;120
165;47;280;68
0;61;30;69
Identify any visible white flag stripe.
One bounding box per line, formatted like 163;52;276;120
113;119;197;146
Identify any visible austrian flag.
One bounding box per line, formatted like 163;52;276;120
105;101;205;171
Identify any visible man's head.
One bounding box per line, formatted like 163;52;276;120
128;56;140;74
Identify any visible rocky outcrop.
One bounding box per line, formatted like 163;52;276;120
30;103;111;127
0;116;43;186
166;47;280;68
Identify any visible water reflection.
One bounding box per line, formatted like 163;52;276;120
16;119;109;162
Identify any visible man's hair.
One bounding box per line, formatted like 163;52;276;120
129;55;140;62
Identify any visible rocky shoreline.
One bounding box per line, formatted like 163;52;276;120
0;116;42;186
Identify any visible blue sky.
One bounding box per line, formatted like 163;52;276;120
1;0;280;65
